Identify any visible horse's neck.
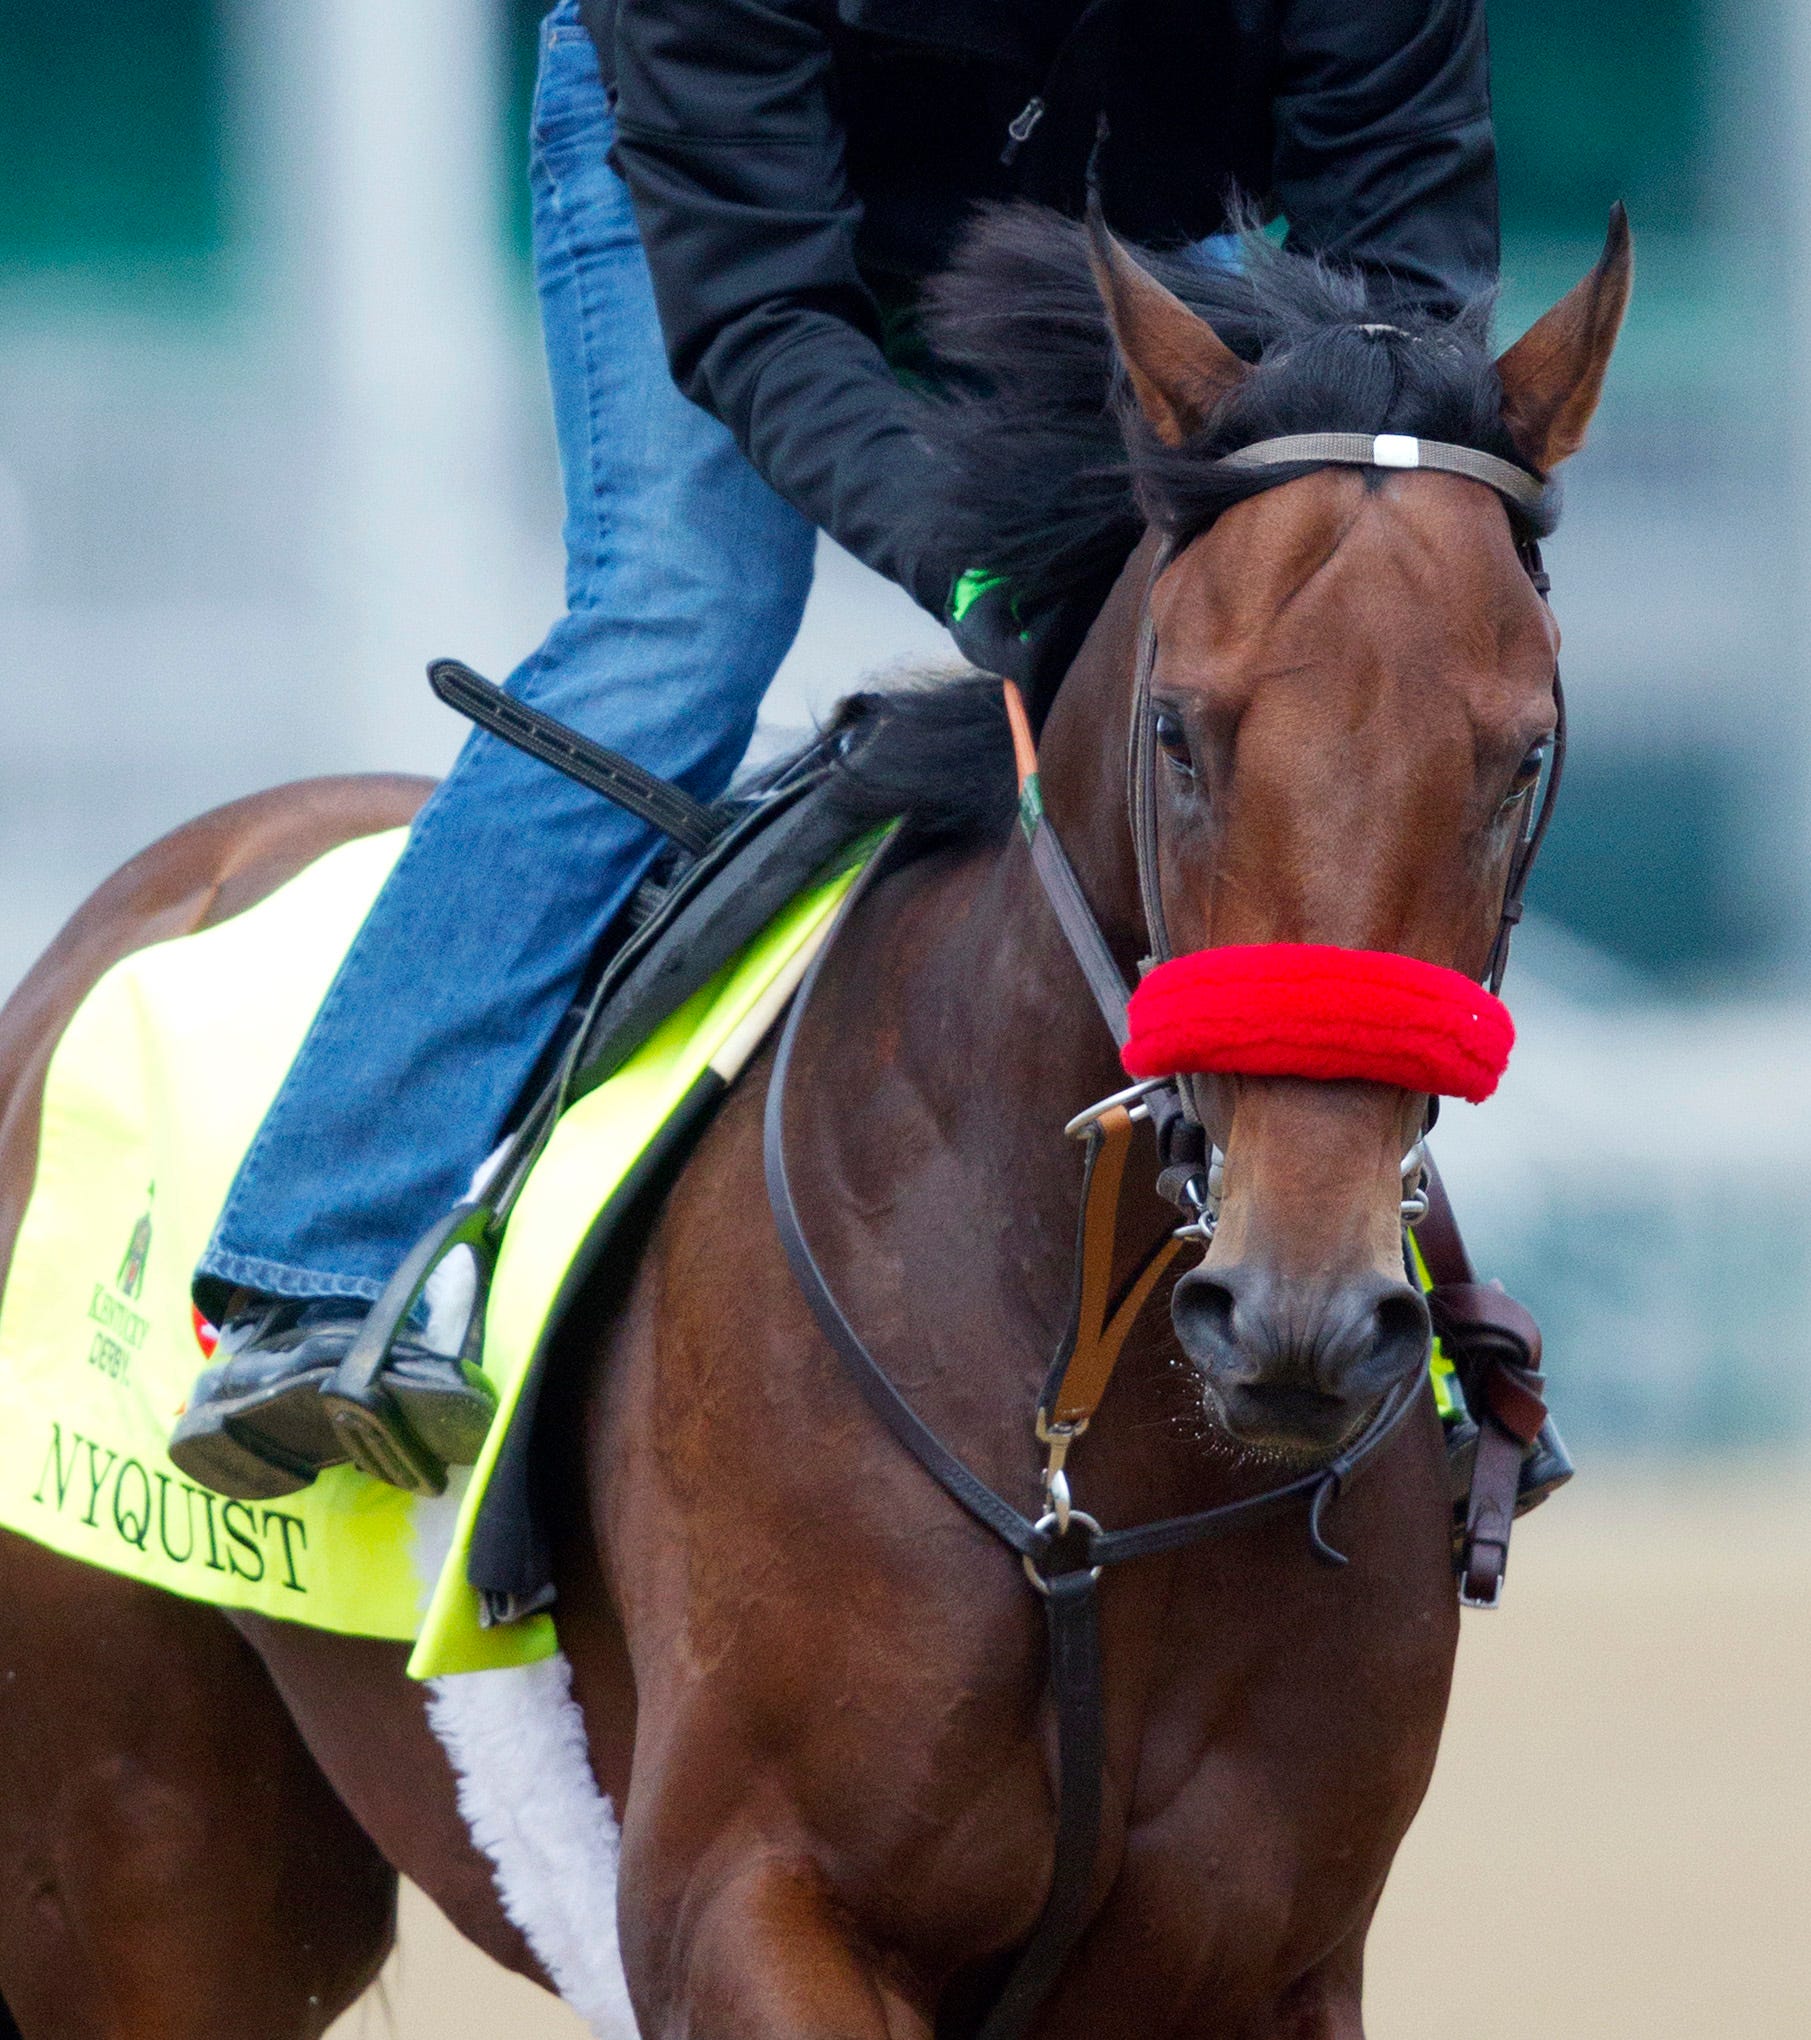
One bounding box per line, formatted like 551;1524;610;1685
798;547;1177;1492
882;539;1152;1182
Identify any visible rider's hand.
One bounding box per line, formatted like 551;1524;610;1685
946;569;1033;683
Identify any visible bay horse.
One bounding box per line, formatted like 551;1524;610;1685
0;204;1628;2038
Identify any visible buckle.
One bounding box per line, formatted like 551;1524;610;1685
1458;1536;1509;1611
1022;1509;1104;1596
1063;1077;1169;1142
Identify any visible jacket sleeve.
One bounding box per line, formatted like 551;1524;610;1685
1271;0;1498;316
608;0;950;612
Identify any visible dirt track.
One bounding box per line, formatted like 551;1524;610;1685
331;1464;1811;2037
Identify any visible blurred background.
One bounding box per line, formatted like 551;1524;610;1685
1;3;1805;2035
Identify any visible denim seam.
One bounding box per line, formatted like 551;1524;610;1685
533;126;616;583
193;1247;384;1307
532;19;605;149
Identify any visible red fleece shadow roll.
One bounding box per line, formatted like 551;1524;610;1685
1121;944;1515;1103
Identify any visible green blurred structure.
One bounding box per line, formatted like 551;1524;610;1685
0;0;1760;981
0;1;1804;1452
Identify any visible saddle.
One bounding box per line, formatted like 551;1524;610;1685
347;661;1565;1623
323;663;888;1600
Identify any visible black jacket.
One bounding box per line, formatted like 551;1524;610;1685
579;0;1498;612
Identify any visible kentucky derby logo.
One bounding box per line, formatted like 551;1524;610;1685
116;1198;152;1301
87;1195;155;1387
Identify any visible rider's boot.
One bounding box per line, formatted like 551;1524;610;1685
168;1294;496;1501
1513;1415;1575;1511
1444;1411;1575;1521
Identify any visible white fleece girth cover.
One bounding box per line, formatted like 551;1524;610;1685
426;1653;638;2036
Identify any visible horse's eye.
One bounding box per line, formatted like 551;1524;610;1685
1504;740;1548;807
1153;707;1196;777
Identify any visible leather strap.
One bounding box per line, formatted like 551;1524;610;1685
975;1567;1105;2040
1003;682;1133;1042
1214;433;1552;523
1423;1249;1548;1608
1485;660;1566;995
765;841;1047;1562
1028;825;1134;1046
1427;1285;1544;1395
1458;1413;1525;1609
1089;1375;1420;1570
1125;580;1172;970
1412;1155;1475;1287
1041;1106;1181;1431
1415;1157;1555;1605
430;658;730;858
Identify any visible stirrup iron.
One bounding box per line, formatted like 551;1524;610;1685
321;1200;501;1496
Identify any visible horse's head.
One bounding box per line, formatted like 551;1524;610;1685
1077;212;1631;1459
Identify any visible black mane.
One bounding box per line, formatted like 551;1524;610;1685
819;204;1543;847
908;202;1547;618
822;677;1017;848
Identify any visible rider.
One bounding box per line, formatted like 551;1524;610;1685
171;0;1499;1499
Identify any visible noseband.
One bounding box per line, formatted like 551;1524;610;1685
762;433;1560;2040
1122;943;1516;1102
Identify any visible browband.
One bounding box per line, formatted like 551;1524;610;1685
1215;433;1551;523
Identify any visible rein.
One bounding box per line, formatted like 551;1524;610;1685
763;436;1561;2039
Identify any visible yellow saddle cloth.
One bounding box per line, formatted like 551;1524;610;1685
0;828;858;1679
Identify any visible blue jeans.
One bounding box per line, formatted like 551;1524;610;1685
194;4;815;1316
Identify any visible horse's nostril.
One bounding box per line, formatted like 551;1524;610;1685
1360;1283;1431;1392
1373;1287;1427;1350
1170;1269;1238;1362
1171;1263;1429;1410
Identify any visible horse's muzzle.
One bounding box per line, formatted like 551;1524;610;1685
1171;1261;1431;1454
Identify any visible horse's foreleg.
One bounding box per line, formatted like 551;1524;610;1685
629;1849;933;2040
233;1615;551;1985
1232;1921;1368;2040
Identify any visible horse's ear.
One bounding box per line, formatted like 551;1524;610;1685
1087;208;1249;446
1495;204;1633;471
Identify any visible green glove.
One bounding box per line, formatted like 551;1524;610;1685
947;568;1033;683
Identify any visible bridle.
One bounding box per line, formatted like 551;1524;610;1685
1129;431;1563;987
762;432;1562;2040
1120;434;1565;1247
